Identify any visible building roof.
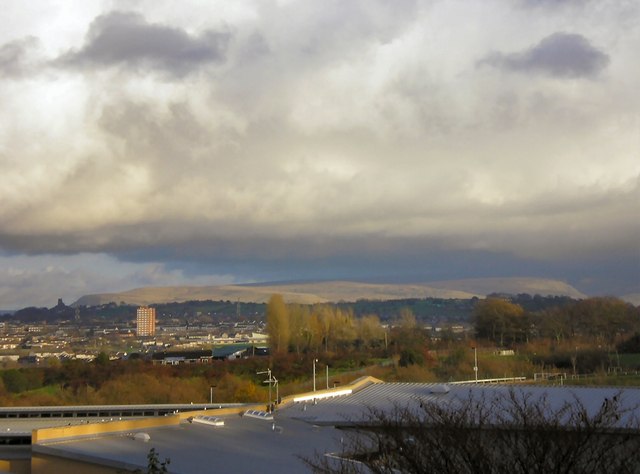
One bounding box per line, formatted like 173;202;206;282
29;381;640;473
33;409;342;473
212;343;253;358
298;382;640;428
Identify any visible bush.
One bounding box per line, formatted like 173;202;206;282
399;349;424;367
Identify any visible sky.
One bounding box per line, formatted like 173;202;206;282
0;0;638;308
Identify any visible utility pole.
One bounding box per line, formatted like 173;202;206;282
326;364;329;389
273;377;279;405
313;359;318;391
473;346;478;384
257;369;272;411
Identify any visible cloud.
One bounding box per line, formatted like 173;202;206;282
0;1;637;304
0;36;41;78
480;32;609;78
57;11;231;77
0;253;235;309
518;0;592;7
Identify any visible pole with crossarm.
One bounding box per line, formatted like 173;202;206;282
257;369;272;411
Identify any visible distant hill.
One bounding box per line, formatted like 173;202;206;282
72;277;586;306
622;293;640;306
424;278;586;300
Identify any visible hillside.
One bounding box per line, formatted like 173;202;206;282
425;277;586;299
72;277;586;306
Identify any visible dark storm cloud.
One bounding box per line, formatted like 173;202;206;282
104;235;640;298
480;32;609;78
57;11;230;76
0;36;40;78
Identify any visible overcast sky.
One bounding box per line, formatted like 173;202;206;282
1;0;638;308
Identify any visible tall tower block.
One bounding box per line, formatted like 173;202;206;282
136;306;156;337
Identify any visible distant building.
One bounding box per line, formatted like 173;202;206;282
136;306;156;337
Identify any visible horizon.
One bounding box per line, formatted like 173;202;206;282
1;275;619;312
1;1;638;309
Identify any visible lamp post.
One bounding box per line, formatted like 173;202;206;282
257;369;272;411
313;359;318;391
473;346;478;384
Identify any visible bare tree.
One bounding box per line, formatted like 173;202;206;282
304;389;640;474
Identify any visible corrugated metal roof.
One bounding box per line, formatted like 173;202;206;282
290;383;640;427
30;382;640;473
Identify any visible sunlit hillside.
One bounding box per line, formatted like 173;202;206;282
72;277;585;306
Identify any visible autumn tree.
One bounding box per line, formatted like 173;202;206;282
266;294;290;353
332;308;357;350
214;373;262;403
314;305;336;353
288;304;311;355
95;373;209;404
356;314;385;349
308;311;325;353
568;297;639;342
389;308;429;363
263;297;389;355
474;298;526;346
534;306;571;342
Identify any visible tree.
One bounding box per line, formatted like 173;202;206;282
398;349;424;367
568;297;638;342
2;370;27;393
618;332;640;353
333;308;357;350
534;306;571;342
288;304;311;355
94;351;110;365
474;298;525;346
131;448;170;474
314;305;336;353
356;315;384;349
304;388;640;474
389;308;429;358
266;294;290;353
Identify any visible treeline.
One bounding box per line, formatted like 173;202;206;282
265;294;433;373
0;358;268;406
0;348;387;407
474;296;640;347
266;294;640;354
5;294;583;324
266;295;387;354
336;298;475;321
4;300;267;324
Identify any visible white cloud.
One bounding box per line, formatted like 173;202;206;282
0;253;235;309
0;0;638;303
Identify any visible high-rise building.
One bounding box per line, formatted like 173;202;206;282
136;306;156;337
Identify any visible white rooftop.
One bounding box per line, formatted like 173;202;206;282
31;382;640;473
